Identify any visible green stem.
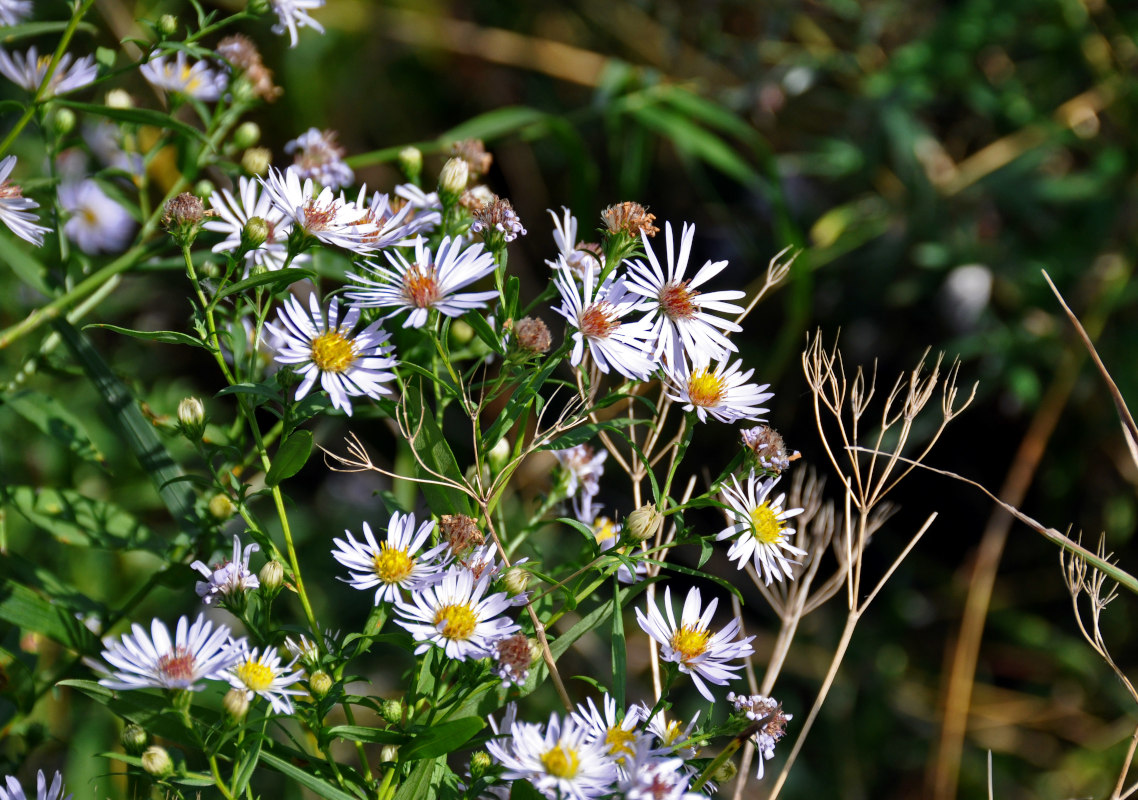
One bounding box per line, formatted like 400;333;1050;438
208;754;236;800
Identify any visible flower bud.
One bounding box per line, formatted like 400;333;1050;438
120;723;148;755
379;744;399;764
502;566;529;598
177;396;205;441
449;318;474;346
208;493;236;521
233;121;261;149
242;147;272;175
157;14;177;37
242;216;269;251
711;759;737;783
52;108;76;136
141;745;174;778
164;192;206;248
105;89;133;109
438;157;469;204
309;670;333;698
193;180;214;201
259;559;284;595
200;260;221;280
469;751;491;780
488;437;511;473
398;146;422;183
380;698;403;725
224;687;250;721
626;503;663;543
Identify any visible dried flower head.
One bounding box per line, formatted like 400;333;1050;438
450;138;493;178
601;201;658;238
441;513;484;556
727;692;792;779
163;192;209;246
218;35;282;101
514;316;552;354
470;194;527;244
286;128;353;190
741;424;798;473
493;632;533;685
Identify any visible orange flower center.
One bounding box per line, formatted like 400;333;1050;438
687;369;724;407
660;280;699;320
403;264;440;308
579;302;619;338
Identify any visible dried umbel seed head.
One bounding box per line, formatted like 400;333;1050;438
470;195;526;244
164;193;208;247
450;138;493;178
441;514;484;556
223;687;249;721
120;723;148;755
601;201;658;238
626;503;664;542
141;745;174;778
494;632;534;685
514;316;551;354
740;424;798;473
217;34;281;101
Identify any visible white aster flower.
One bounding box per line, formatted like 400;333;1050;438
639;706;701;759
58;179;134;254
571;694;645;764
393;567;520;660
715;471;805;585
190;534;260;605
0;0;32;26
285;127;353;190
393;183;442;233
346;235;498;328
625;221;744;365
331;512;449;604
0;47;97;96
553;444;606;522
259;166;376;253
140;52;226;101
205;176;298;273
342;185;432;249
545;206;602;279
553;259;656;381
95;614;237;691
271;0;325;48
486;712;619;800
635;586;754;702
83;121;145;177
0;156;49;246
0;770;70;800
224;642;306;714
267;294;397;416
663;355;772;424
620;738;707;800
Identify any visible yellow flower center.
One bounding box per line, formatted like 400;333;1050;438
670;625;710;663
687;369;724;407
605;726;638;757
372;544;414;585
403;264;440;308
593;516;619;543
749;503;784;545
660;280;699;320
433;603;478;641
540;744;580;778
235;659;275;692
310;330;357;373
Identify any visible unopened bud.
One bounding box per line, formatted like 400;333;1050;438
208;493;236;521
241;147;272;175
157;14;177;37
242;216;269;251
105;89;133;109
193;180;214;201
259;560;284;594
488;438;510;473
379;744;399;764
398;146;422;183
626;503;663;542
469;751;492;780
233;121;261;149
380;698;403;725
120;723;148;755
52;108;76;136
438;157;469;203
711;759;737;783
309;670;333;698
223;687;249;721
502;566;529;597
177;396;205;441
200;260;221;280
449;319;474;346
141;745;174;778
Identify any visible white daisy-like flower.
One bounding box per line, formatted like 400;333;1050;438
639;706;701;759
285;127;353;190
345;235;498;328
0;0;32;26
190;534;260;605
619;738;706;800
624;221;744;365
271;0;325;48
553;444;606;522
571;694;645;764
140;52;226;101
393;567;520;660
663;355;773;424
331;512;450;604
0;770;70;800
224;642;306;715
393;183;442;233
545;207;602;279
0;47;97;96
57;179;134;254
0;156;49;246
635;586;754;702
342;185;432;249
715;470;805;585
267;294;397;415
486;712;619;800
553;259;656;381
205;176;298;273
95;614;237;691
259;166;376;253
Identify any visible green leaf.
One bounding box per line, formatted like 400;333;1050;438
558;517;598;542
401;717;484;761
2;485;157;551
2;390;106;464
402;382;471;515
462;311;504;355
0;578;100;653
215;382;283;404
0;234;49;294
83;323;213;350
54;99;208;143
0;20;99;40
217;267;315;299
259;751;364;800
392;756;445;800
611;576;627;710
231;732;264;797
439;107;547;143
326;725;406;745
60;680;215;744
632;104;761;185
265;429;313;487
